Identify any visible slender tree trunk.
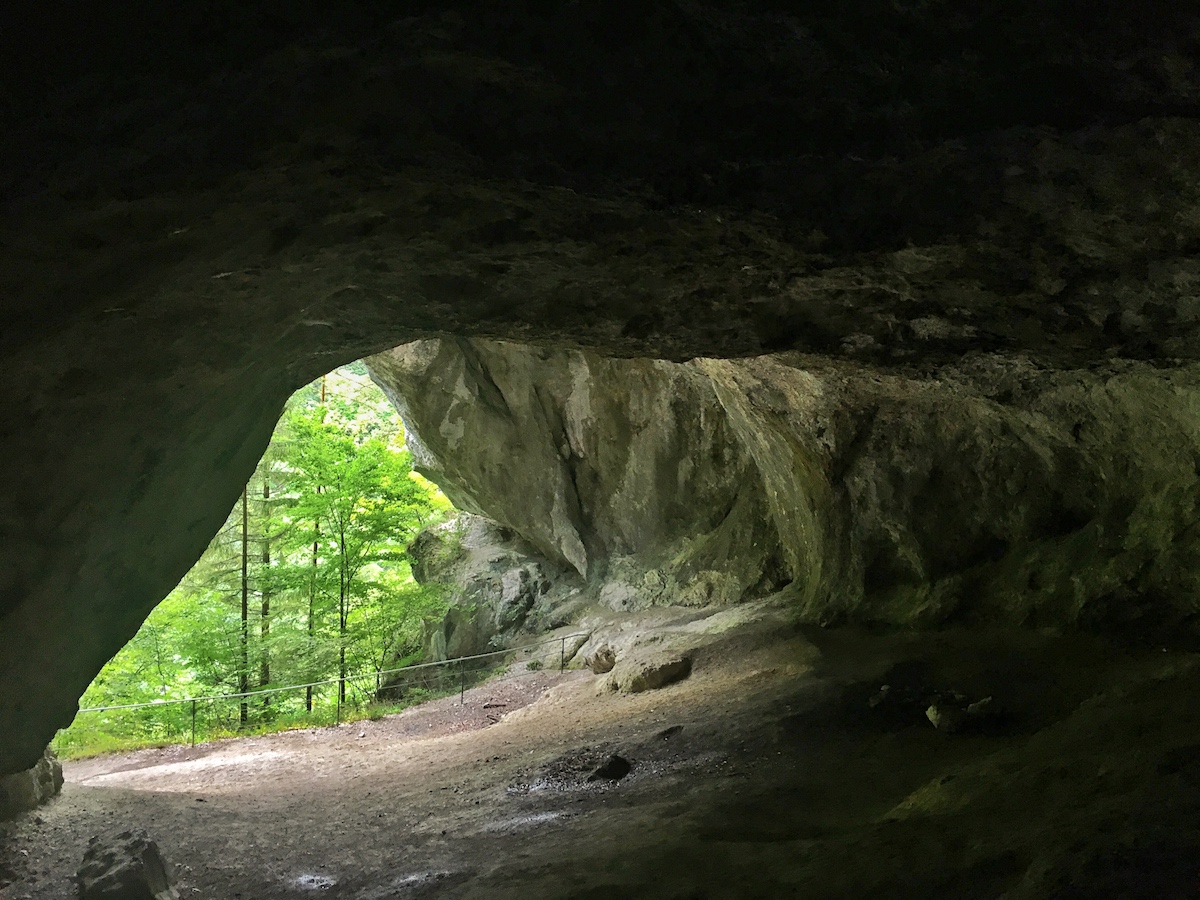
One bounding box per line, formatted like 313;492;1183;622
260;477;271;708
307;373;327;714
338;552;347;706
240;485;249;728
150;628;167;695
306;519;317;713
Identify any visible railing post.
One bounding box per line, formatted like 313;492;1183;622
560;636;566;673
191;700;197;747
336;691;342;726
460;665;465;706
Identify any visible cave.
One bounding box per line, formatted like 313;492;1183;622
4;0;1200;895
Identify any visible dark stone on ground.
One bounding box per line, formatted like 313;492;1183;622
588;755;632;782
926;694;998;734
75;830;179;900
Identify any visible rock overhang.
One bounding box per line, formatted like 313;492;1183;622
1;0;1199;772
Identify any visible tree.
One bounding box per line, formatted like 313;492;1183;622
284;406;436;703
240;484;249;726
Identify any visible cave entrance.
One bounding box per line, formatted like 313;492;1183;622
53;362;456;758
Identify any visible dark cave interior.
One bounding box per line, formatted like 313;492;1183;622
3;1;1200;895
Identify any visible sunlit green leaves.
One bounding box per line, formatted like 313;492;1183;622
55;365;450;757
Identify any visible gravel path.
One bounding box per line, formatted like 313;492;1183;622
65;670;575;792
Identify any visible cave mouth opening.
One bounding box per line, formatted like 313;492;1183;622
52;360;458;760
14;340;1200;897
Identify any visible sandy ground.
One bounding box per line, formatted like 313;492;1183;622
5;610;1200;899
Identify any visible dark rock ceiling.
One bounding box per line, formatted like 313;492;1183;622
5;0;1200;363
0;0;1198;772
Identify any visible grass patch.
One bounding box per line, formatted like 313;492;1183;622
51;671;505;760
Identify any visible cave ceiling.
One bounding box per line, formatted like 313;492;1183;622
0;0;1198;772
5;0;1200;364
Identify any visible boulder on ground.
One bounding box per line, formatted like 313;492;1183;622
75;830;180;900
608;652;694;693
0;748;63;820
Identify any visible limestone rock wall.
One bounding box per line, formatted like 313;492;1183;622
370;340;788;616
371;341;1200;635
405;513;579;661
0;749;63;821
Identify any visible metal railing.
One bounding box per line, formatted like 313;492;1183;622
65;633;588;750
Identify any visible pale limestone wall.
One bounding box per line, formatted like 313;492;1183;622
373;341;1200;636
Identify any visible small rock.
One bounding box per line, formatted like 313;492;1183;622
926;694;997;733
586;646;617;674
925;702;967;733
588;755;632;782
966;696;994;717
75;830;180;899
656;725;684;740
292;873;337;892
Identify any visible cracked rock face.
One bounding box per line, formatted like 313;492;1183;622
1;1;1199;771
404;514;568;662
370;340;787;610
0;749;63;821
371;339;1200;637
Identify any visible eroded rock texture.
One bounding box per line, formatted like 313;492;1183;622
1;1;1199;770
405;514;571;661
75;830;179;900
0;749;63;821
372;340;1200;638
371;340;786;612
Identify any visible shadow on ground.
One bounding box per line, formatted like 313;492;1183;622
4;610;1200;898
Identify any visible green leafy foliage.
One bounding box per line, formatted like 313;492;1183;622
54;367;451;757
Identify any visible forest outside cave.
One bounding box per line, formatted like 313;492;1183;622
53;364;456;758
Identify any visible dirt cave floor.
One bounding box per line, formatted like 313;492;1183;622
6;610;1200;899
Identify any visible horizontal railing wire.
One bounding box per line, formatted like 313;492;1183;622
68;632;589;727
